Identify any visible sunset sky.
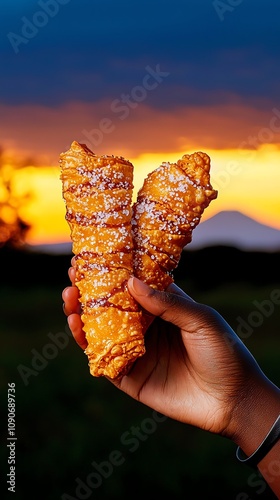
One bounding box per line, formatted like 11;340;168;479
1;0;280;246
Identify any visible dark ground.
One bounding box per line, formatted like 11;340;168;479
1;245;279;499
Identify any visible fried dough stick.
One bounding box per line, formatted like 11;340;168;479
60;141;145;379
132;152;218;290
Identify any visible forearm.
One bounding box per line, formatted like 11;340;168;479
258;437;280;497
231;374;280;497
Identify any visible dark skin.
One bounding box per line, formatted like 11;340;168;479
62;262;280;496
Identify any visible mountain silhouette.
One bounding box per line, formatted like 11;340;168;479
27;210;280;254
188;210;280;252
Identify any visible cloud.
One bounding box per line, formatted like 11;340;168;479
1;98;280;164
1;0;280;108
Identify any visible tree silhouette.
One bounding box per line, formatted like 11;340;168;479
0;147;32;248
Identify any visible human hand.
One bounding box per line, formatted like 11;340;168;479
62;263;266;440
63;264;280;496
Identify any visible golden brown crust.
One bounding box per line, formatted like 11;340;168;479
60;141;145;379
132;151;218;290
60;142;217;378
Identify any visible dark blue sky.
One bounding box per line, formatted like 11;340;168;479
1;0;280;237
1;0;280;109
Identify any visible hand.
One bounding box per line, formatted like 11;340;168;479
63;267;280;496
63;267;264;439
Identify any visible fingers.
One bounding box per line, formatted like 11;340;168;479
68;313;88;350
62;286;81;315
67;257;76;285
68;266;76;285
167;282;195;302
62;286;87;350
128;277;206;331
62;274;204;351
138;282;195;333
63;258;86;350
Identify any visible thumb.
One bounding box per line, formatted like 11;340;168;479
128;277;242;356
128;277;202;330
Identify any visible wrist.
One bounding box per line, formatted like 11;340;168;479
236;414;280;466
230;374;280;457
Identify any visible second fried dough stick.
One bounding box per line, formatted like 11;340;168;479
132;152;218;290
60;141;145;379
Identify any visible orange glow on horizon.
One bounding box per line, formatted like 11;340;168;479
1;100;280;166
6;144;280;246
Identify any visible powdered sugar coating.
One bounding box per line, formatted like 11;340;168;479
132;151;218;289
60;141;145;379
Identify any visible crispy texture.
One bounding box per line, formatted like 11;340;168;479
132;152;218;290
60;141;145;379
60;143;217;379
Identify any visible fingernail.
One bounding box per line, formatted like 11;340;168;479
128;277;153;296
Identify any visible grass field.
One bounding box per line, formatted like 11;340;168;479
1;278;280;499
